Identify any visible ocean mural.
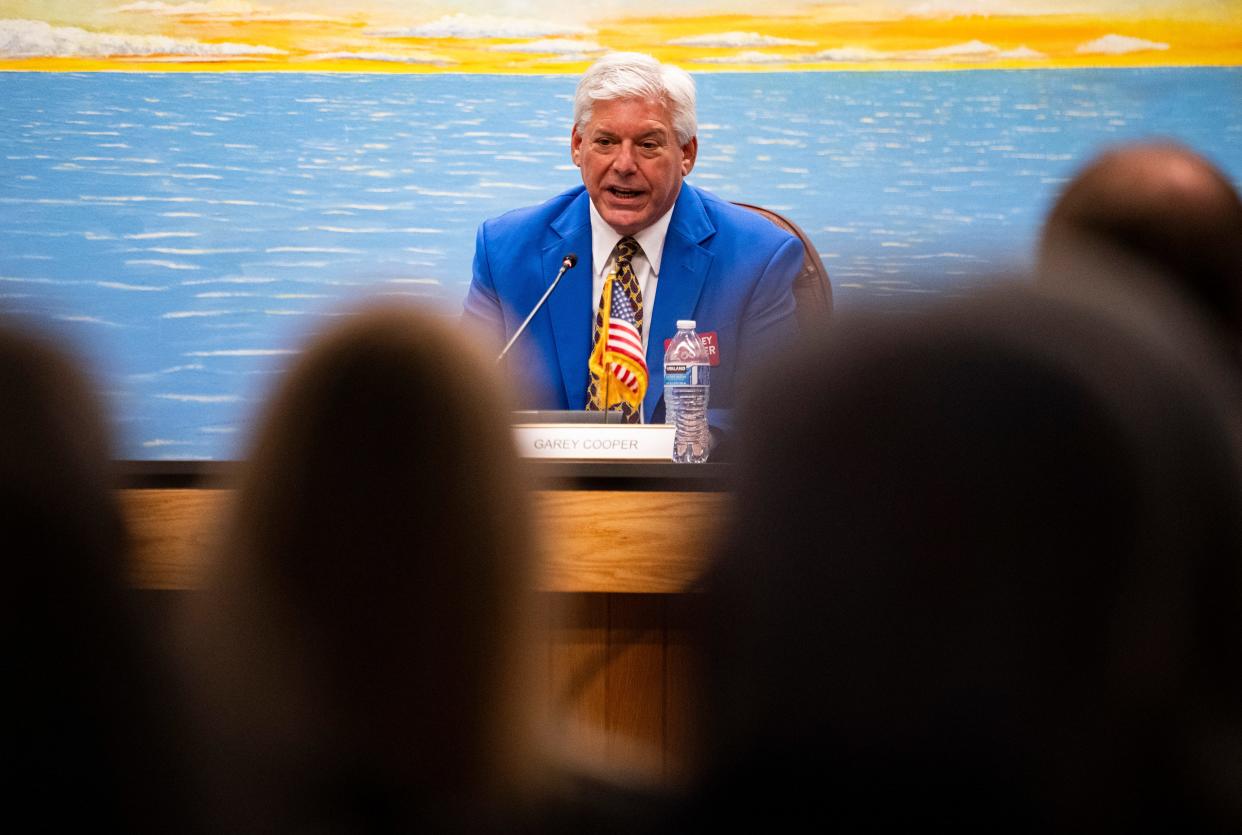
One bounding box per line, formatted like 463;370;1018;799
1;2;1239;459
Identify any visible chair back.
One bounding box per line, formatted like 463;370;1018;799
733;202;833;333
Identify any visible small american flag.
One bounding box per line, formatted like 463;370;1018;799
604;277;647;394
587;237;647;420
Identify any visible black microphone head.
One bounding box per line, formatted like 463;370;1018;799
564;253;578;269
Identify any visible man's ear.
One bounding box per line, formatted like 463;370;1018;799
681;136;698;176
571;125;583;167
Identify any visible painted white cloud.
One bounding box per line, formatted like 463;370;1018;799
0;18;284;57
694;50;804;65
371;14;593;40
131;54;275;62
809;40;1045;63
918;39;1003;58
813;46;894;62
911;40;1047;60
667;31;814;48
113;1;337;22
304;50;454;65
999;45;1046;59
1076;34;1169;55
488;38;603;55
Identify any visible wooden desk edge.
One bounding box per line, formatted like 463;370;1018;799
121;488;727;594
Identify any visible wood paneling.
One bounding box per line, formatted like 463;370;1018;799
533;490;726;592
121;489;229;589
546;593;703;783
604;594;667;774
121;488;727;593
549;592;610;764
120;488;714;781
664;592;704;779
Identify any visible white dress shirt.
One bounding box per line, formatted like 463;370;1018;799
588;199;676;353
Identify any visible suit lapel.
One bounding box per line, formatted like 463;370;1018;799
643;185;714;420
546;191;594;409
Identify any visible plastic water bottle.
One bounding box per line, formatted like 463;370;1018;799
664;319;711;463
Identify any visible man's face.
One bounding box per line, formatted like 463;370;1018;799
571;97;698;237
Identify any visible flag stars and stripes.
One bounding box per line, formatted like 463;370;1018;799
606;280;646;391
586;236;648;422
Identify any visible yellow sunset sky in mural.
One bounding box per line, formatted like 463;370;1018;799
1;0;1238;72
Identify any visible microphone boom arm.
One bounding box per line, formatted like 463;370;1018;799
496;253;578;364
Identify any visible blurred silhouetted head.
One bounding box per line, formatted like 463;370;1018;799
2;323;120;592
3;320;189;832
700;288;1242;831
199;304;540;833
1039;142;1242;346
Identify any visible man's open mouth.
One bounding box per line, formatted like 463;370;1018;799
607;187;643;199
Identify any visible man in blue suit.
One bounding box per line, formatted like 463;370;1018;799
463;52;804;427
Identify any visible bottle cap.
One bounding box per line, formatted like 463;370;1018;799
676;319;696;330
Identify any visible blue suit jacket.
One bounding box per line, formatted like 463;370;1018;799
463;183;803;424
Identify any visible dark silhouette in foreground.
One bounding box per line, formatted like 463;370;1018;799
189;305;545;834
1040;141;1242;353
691;287;1242;832
4;321;193;833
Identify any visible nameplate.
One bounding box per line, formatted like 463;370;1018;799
512;423;674;460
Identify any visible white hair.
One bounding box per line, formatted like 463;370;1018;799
573;52;697;146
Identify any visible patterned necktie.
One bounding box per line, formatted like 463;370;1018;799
586;236;647;423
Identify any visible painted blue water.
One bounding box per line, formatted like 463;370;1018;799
2;68;1240;458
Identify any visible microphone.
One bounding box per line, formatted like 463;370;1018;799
496;253;578;363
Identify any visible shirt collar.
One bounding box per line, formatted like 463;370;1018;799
588;195;676;278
